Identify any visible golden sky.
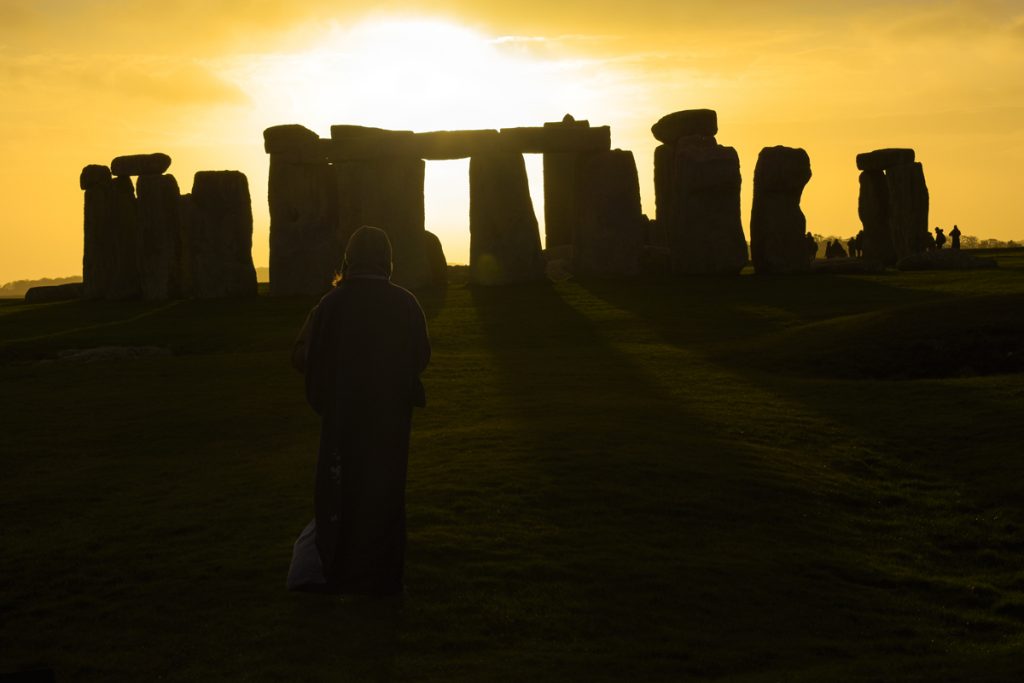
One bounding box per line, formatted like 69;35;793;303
2;0;1023;280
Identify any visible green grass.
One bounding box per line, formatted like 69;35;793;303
2;251;1024;681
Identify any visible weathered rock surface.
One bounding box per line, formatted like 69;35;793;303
25;282;84;304
750;146;812;274
268;155;339;295
652;109;718;143
110;153;171;177
82;175;116;300
639;245;673;276
183;171;257;298
136;173;182;300
423;230;448;288
654;136;716;225
498;126;611;154
469;153;543;285
542;152;578;248
858;170;897;266
329;127;418;160
666;140;748;274
263;124;321;154
80;164;111;190
856;148;915;172
335;157;429;288
896;249;997;271
326;123;611;160
108;176;142;300
886;162;930;260
410;130;501;160
573;150;645;275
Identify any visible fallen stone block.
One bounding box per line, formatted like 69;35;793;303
24;282;83;303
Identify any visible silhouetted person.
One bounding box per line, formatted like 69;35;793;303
805;232;818;263
826;239;847;259
855;230;864;257
288;225;430;596
934;227;946;249
951;224;962;250
847;236;857;258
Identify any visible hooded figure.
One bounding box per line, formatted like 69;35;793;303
288;225;431;596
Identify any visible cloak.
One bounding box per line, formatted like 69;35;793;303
303;277;430;595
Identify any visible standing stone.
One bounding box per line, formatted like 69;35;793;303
268;157;339;296
335;157;429;288
542;152;577;248
750;146;813;274
82;167;115;300
136;174;182;300
653;144;674;226
469;153;543;285
178;193;195;296
423;230;448;288
666;138;748;274
858;170;896;265
109;176;141;300
654;135;716;240
80;164;111;190
573;150;645;275
183;171;257;298
886;162;930;260
265;124;339;295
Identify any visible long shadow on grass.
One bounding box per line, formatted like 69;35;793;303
574;275;1024;669
579;273;947;350
443;281;923;679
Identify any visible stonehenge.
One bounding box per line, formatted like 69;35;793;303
76;110;947;301
137;174;182;299
267;125;340;295
652;111;748;274
111;153;172;177
186;171;258;298
265;115;637;292
750;146;813;274
856;148;930;265
469;152;543;285
79;154;256;300
573;149;645;276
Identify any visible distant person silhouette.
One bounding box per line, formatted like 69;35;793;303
805;232;818;263
826;239;847;259
934;227;946;250
950;224;962;250
847;236;857;258
287;225;431;597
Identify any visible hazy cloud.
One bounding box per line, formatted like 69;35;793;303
1;54;248;105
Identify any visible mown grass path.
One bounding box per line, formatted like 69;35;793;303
2;252;1023;681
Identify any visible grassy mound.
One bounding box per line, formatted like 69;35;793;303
736;293;1024;379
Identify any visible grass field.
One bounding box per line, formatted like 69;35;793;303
2;251;1024;681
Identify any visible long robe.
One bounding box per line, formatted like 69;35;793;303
304;276;430;595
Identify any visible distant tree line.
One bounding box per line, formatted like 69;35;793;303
0;276;82;298
0;268;267;296
810;234;1020;259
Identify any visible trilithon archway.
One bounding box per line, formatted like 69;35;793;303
264;116;645;293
